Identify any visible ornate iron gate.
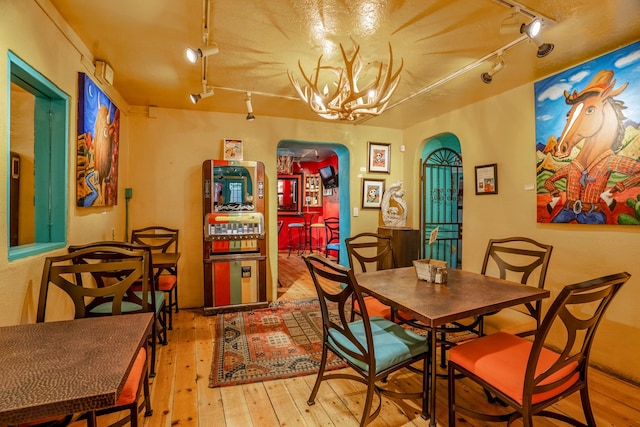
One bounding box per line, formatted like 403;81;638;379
420;148;463;268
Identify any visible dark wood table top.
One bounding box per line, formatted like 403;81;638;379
355;266;550;328
0;312;153;426
152;252;180;269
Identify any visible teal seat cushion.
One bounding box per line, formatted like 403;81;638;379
89;291;164;315
90;301;142;315
135;290;166;315
328;316;429;374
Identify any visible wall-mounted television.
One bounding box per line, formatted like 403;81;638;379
318;165;338;189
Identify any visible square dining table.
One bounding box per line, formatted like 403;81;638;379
0;312;153;426
355;266;550;427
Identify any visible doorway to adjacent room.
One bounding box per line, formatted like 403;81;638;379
276;140;350;291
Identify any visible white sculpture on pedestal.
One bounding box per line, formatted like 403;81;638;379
381;180;408;227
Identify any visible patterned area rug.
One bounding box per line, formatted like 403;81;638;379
209;298;477;388
209;298;347;388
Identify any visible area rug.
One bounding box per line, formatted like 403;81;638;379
209;298;347;388
209;298;477;388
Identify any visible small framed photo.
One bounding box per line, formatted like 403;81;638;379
223;138;243;161
367;142;390;173
362;178;385;209
475;163;498;195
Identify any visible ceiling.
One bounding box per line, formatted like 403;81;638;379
45;0;640;130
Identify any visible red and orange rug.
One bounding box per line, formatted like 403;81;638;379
209;298;347;388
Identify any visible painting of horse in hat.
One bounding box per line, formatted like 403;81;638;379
535;41;640;225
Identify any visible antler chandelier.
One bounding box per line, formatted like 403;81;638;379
288;42;403;121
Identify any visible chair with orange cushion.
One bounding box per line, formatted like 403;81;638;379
345;232;398;321
479;236;554;337
131;226;179;330
431;236;554;369
447;271;630;426
36;247;153;427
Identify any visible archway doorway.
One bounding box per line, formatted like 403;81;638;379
276;140;350;289
420;133;463;269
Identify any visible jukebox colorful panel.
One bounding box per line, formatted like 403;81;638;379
202;160;267;313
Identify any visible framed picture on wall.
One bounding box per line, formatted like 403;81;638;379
367;142;391;173
362;178;385;209
475;163;498;195
223;138;243;160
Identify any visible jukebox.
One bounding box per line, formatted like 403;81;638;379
202;160;268;314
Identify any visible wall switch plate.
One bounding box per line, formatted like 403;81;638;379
353;207;359;217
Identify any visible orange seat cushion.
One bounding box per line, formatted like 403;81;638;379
354;296;392;320
157;275;177;291
116;347;146;405
449;332;579;405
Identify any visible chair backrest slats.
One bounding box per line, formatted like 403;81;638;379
324;217;340;244
131;226;179;254
345;232;397;273
38;246;149;322
481;237;553;288
524;271;629;398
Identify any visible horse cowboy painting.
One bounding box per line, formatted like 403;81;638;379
535;42;640;225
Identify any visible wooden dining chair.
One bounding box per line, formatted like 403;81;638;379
303;254;430;427
345;232;398;321
131;226;179;330
479;236;554;337
448;271;630;426
37;247;153;427
68;241;168;377
432;236;554;370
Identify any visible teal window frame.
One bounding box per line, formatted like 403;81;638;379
7;51;69;260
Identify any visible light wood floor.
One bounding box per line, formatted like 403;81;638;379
95;252;640;427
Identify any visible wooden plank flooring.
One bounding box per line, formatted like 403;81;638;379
88;251;640;427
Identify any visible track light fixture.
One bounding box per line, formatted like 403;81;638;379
521;20;554;58
189;87;214;104
481;56;505;84
185;44;219;64
245;92;255;121
500;9;554;58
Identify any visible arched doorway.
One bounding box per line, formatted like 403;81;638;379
420;133;463;268
276;140;350;282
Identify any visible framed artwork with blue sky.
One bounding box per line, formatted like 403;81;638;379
535;41;640;225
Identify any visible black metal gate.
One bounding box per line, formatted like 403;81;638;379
420;148;463;268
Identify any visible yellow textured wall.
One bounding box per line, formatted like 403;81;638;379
0;0;131;325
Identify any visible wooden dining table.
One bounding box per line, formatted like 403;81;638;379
0;312;153;426
151;252;180;272
355;266;550;427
